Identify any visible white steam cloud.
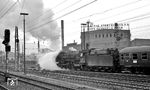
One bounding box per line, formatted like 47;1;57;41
38;51;61;70
0;0;61;70
0;0;61;50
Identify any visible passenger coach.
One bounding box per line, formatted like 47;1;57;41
119;46;150;73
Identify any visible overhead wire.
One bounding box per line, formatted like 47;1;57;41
0;0;10;14
117;12;150;22
27;0;97;32
27;0;68;25
0;0;19;20
16;0;25;26
71;0;143;22
94;3;150;23
131;25;150;29
27;0;82;29
41;0;82;22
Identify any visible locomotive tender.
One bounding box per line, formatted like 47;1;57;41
56;46;150;74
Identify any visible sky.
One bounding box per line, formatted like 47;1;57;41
0;0;150;53
43;0;150;45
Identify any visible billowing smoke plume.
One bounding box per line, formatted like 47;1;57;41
0;0;61;70
0;0;61;50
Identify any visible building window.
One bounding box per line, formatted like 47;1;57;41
141;53;148;60
106;34;108;37
103;34;104;38
124;53;129;60
99;34;101;38
121;33;123;37
120;54;124;61
110;33;112;37
95;34;97;38
132;53;138;60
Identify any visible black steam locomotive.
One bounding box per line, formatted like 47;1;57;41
56;46;150;74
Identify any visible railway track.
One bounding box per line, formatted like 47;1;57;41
29;70;150;90
0;70;78;90
53;70;150;83
0;85;9;90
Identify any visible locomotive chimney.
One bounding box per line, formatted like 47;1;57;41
61;20;64;50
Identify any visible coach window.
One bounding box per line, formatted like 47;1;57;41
141;53;148;60
124;53;129;60
120;54;124;60
132;53;138;60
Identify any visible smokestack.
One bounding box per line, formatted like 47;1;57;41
61;20;64;49
38;39;40;53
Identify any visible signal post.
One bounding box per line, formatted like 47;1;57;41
2;29;11;82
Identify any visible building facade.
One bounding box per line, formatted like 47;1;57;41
81;22;131;50
131;39;150;46
63;41;81;52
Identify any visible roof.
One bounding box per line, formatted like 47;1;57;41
119;46;150;53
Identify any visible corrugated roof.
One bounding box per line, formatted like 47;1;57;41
119;46;150;53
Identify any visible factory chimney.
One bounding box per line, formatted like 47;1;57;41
61;20;64;50
38;39;40;53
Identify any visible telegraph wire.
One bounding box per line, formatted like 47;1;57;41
127;16;150;23
54;0;82;15
27;0;68;25
27;0;82;28
0;0;19;20
17;0;25;26
28;0;97;32
72;0;143;22
0;0;10;14
94;3;150;23
41;0;82;22
117;12;150;22
131;24;150;29
51;0;69;10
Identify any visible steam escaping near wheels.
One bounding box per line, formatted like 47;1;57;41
38;51;62;71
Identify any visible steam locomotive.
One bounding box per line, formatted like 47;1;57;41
56;46;150;74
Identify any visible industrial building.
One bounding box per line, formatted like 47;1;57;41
63;41;81;52
131;39;150;46
62;21;150;52
80;21;131;50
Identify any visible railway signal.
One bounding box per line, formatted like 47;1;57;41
2;29;10;45
2;29;11;82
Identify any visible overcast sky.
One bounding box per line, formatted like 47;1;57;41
43;0;150;45
0;0;150;52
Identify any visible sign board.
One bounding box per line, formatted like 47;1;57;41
7;78;18;86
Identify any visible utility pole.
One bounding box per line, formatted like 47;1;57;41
20;13;28;74
14;26;20;71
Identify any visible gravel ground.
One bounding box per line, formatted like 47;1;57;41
0;75;46;90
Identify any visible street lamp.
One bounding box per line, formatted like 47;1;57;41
20;13;28;74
